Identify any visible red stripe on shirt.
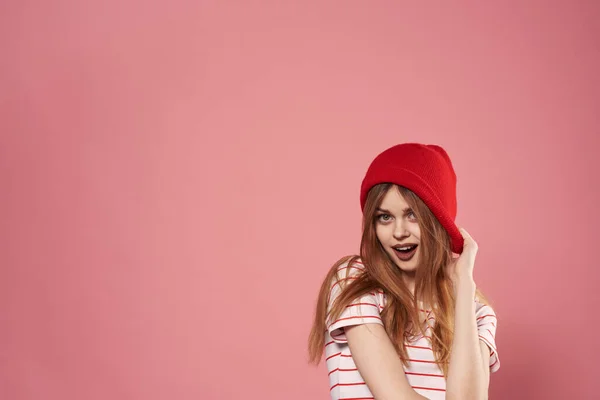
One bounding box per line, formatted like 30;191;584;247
406;371;445;378
332;380;446;394
407;344;433;350
346;302;379;308
330;382;368;391
412;385;446;392
331;335;348;343
339;398;374;400
409;358;444;364
326;352;341;361
331;368;444;378
477;314;496;321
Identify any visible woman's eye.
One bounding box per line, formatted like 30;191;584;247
377;214;392;222
407;211;417;220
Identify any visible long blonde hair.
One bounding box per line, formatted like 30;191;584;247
308;183;488;376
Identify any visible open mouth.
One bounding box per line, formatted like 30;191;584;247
393;244;418;261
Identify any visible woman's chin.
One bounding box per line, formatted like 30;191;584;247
393;257;419;272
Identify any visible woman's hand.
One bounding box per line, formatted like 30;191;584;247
447;227;478;292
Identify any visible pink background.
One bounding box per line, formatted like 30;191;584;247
1;1;599;399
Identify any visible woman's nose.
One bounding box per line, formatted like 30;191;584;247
393;222;410;239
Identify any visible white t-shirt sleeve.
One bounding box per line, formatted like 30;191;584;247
325;260;384;343
475;302;500;373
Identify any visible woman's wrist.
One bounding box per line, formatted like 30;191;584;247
453;276;476;297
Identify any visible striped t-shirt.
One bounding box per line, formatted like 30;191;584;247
325;258;500;400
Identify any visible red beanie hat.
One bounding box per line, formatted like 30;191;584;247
360;143;464;254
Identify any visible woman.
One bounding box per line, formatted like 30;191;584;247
308;143;499;400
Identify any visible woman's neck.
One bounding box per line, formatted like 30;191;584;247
402;272;416;295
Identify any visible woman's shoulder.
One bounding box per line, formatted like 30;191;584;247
331;255;366;280
473;298;498;321
328;256;385;298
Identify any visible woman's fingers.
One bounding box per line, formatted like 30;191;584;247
459;227;478;252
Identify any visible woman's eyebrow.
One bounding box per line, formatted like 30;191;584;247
376;207;412;214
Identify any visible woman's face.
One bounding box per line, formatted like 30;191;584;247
374;186;421;273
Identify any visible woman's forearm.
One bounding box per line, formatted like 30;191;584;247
445;279;485;400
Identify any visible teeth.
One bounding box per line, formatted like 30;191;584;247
396;245;416;251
